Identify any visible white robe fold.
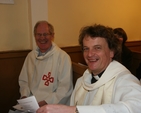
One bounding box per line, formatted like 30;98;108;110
70;60;141;113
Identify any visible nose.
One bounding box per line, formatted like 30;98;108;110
39;36;45;41
39;34;46;40
87;49;95;57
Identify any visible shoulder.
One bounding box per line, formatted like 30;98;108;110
24;50;38;62
74;77;83;89
115;72;140;87
25;50;34;58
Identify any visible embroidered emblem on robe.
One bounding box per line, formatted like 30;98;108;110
42;72;54;86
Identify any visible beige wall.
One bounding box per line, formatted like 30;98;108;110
0;0;31;51
48;0;141;47
0;0;141;51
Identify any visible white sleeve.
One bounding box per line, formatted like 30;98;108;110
77;106;106;113
77;103;130;113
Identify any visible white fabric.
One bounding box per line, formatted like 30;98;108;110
73;69;117;105
19;42;73;105
94;75;99;80
70;60;141;113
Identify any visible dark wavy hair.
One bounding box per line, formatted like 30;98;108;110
113;28;127;45
78;24;121;61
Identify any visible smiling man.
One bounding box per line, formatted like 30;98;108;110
34;21;53;53
36;24;141;113
18;20;73;108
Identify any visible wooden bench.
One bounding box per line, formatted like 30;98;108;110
72;62;87;86
0;50;30;113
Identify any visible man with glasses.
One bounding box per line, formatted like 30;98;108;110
18;20;73;107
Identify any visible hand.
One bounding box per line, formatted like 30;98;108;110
36;104;76;113
38;100;47;107
21;96;27;99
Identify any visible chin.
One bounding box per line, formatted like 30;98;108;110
88;63;97;70
88;65;94;70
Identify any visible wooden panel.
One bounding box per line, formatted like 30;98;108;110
125;40;141;47
72;62;87;86
126;41;141;52
0;50;31;113
61;46;86;64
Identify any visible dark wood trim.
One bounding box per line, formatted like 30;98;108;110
0;50;31;59
125;40;141;47
125;41;141;52
61;45;82;53
61;46;86;64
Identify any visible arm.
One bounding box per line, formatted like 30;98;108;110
36;104;76;113
19;57;30;97
19;52;34;98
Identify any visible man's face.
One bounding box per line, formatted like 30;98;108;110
83;36;114;75
35;23;54;53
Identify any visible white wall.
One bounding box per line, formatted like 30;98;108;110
48;0;141;47
0;0;30;51
0;0;48;51
30;0;48;50
0;0;141;51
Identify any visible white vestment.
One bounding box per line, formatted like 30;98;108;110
70;60;141;113
19;42;73;105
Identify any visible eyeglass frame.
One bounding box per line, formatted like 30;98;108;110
35;33;52;37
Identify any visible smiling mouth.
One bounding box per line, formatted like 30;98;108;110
39;40;48;44
88;58;98;62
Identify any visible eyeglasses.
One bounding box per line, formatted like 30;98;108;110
36;33;51;37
